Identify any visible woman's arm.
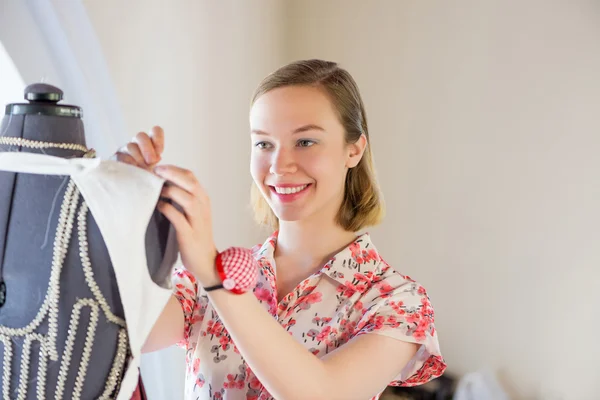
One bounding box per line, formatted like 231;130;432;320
141;295;185;353
207;288;418;400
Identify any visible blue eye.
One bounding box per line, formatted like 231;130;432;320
297;139;315;148
254;141;271;150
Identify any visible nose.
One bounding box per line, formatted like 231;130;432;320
269;147;297;176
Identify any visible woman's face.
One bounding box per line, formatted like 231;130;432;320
250;85;364;226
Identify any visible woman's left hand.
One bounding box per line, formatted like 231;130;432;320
154;165;220;285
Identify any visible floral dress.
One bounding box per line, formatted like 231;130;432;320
172;232;446;400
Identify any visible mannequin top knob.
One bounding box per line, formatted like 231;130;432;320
24;83;63;103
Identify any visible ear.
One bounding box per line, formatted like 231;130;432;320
346;134;367;168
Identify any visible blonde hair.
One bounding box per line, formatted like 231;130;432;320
250;59;384;232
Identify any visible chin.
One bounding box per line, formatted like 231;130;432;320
272;209;307;223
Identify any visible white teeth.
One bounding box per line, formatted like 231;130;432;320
274;184;308;194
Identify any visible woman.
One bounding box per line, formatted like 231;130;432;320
117;59;446;400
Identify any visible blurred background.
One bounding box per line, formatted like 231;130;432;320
1;0;599;399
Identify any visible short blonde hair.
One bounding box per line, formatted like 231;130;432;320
250;59;384;232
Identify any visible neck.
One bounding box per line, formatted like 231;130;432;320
275;217;359;274
0;114;88;157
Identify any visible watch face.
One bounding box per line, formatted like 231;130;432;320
223;278;236;291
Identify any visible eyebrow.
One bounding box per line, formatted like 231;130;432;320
251;124;325;136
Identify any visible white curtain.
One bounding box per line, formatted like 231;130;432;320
0;1;186;398
0;0;125;157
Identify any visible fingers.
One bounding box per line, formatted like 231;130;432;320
125;142;146;166
157;200;191;236
160;184;196;216
112;126;165;170
134;131;160;165
149;126;165;156
115;152;138;166
154;165;207;198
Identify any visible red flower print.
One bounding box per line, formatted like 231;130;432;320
390;300;405;314
223;374;236;389
421;296;432;308
195;376;205;388
283;307;295;319
366;248;380;262
405;312;421;324
299;285;317;295
349;242;361;258
376;281;394;295
337;283;356;298
354;272;370;283
417;317;430;332
316;326;332;342
397;354;446;387
386;315;400;328
219;335;230;349
178;234;448;396
306;329;319;339
412;329;426;341
249;376;262;390
374;315;385;330
305;292;322;304
254;287;272;302
355;283;368;293
296;291;322;309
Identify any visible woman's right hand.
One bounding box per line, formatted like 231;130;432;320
113;126;165;172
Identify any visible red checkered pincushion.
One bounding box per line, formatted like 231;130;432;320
215;247;259;294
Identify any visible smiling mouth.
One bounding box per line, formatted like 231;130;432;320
271;184;310;194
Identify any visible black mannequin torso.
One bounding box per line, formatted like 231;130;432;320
0;83;173;399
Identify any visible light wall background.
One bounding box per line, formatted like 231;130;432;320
1;1;599;399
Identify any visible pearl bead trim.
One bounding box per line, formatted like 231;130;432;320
77;203;126;327
0;335;12;400
98;328;128;400
0;178;129;399
0;137;94;157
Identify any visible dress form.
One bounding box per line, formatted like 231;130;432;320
0;83;175;399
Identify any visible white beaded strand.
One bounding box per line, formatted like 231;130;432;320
54;298;99;400
77;203;126;327
0;180;77;341
72;300;100;400
36;340;48;400
0;136;95;157
0;176;130;399
98;328;128;400
0;335;12;400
